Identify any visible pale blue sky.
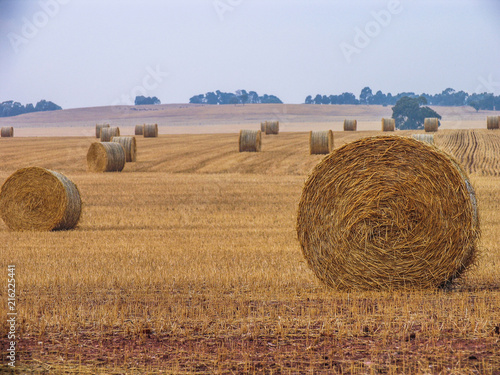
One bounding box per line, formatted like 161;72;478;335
1;0;499;109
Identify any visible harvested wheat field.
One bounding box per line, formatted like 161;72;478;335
0;129;499;374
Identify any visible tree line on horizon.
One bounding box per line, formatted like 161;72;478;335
189;90;283;105
0;100;62;118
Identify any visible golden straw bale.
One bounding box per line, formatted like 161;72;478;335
411;134;434;145
239;130;261;152
265;121;279;135
486;116;499;130
95;123;110;138
424;118;439;132
381;118;395;132
0;167;81;231
260;122;267;133
135;124;145;135
143;124;158;137
1;127;13;137
111;136;137;162
297;135;480;290
100;127;120;142
86;142;126;172
309;130;333;154
343;119;357;131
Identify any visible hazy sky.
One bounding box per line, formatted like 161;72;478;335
1;0;499;109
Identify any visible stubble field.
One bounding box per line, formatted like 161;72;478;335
1;128;499;374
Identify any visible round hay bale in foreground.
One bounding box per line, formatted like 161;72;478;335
87;142;125;172
265;121;279;135
343;119;357;131
1;127;13;137
309;130;333;154
0;167;81;231
486;116;499;130
111;136;137;162
381;118;395;132
95;123;110;138
297;136;480;290
143;124;158;137
135;124;145;135
411;133;434;145
100;127;120;142
424;118;439;132
239;130;261;152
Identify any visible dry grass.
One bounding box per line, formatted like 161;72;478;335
0;131;499;374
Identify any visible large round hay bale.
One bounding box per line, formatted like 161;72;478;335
381;118;395;132
424;118;439;132
309;130;333;155
486;116;499;130
411;134;434;145
297;135;480;290
239;130;261;152
143;124;158;137
265;121;279;135
100;127;120;142
86;142;126;172
343;119;357;131
111;136;137;162
260;122;267;133
95;123;110;138
0;167;81;231
1;127;14;137
135;124;145;135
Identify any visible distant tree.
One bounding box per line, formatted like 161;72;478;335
205;92;218;105
468;101;480;112
392;96;441;130
359;86;373;105
134;96;160;105
34;100;62;112
305;95;313;104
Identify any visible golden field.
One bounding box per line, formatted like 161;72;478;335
0;122;500;373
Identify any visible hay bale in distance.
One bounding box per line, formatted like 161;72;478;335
95;123;110;138
111;136;137;162
309;130;334;155
239;130;261;152
486;116;499;130
297;135;480;290
265;121;279;135
260;122;267;133
411;134;434;145
0;167;82;231
143;124;158;138
344;119;357;131
1;127;14;137
381;118;395;132
135;124;145;135
424;118;439;132
100;127;120;142
87;142;126;172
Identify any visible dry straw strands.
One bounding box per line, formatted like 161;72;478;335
381;118;395;132
424;118;439;132
143;124;158;137
265;121;279;135
87;142;126;172
411;134;434;145
95;123;110;138
309;130;334;155
111;136;137;162
239;130;262;152
135;124;145;135
100;127;120;142
1;127;13;137
344;119;357;131
297;135;480;290
486;116;499;130
0;167;81;231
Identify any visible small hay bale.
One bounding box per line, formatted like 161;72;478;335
381;118;395;132
111;136;137;162
144;124;158;137
86;142;125;172
100;127;120;142
343;119;357;131
297;135;480;290
95;123;110;138
424;118;439;132
135;124;145;135
260;122;267;133
486;116;499;130
239;130;261;152
411;134;434;145
1;127;14;137
309;130;333;155
0;167;81;231
265;121;279;135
